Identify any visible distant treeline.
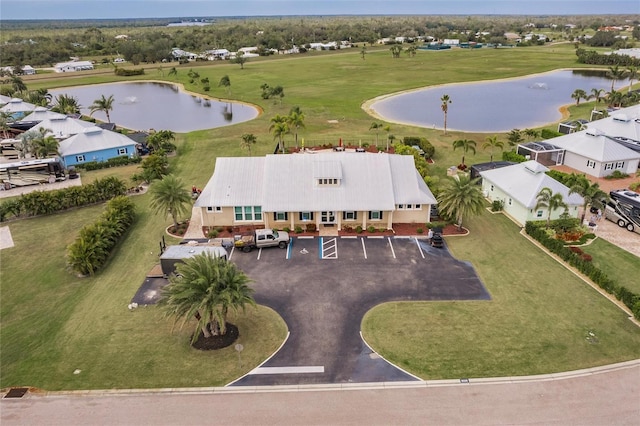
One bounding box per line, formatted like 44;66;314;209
1;15;638;68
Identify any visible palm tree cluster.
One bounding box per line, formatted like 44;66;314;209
565;174;609;223
159;252;256;342
66;195;136;276
535;187;568;229
269;106;305;153
571;65;640;111
437;174;485;231
19;126;59;159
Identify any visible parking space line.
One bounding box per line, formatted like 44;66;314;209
361;238;367;259
388;237;396;259
318;237;322;259
286;238;292;259
228;246;235;261
322;237;338;259
257;247;263;260
415;237;425;259
249;366;325;375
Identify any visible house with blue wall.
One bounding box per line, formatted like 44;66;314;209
59;127;139;167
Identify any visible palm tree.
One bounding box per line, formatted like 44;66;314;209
590;88;605;104
9;75;27;92
287;107;305;149
606;90;624;108
571;89;587;106
0;111;14;139
149;175;192;231
240;133;257;156
481;136;504;163
159;252;255;342
440;94;452;135
535;187;568;229
507;128;524;148
568;177;608;223
89;94;115;123
146;130;176;153
269;114;289;153
369;122;383;146
437;174;485;231
383;125;392;151
523;128;539;141
32;134;59;158
168;67;178;79
452;138;476;168
218;75;231;95
606;65;626;92
51;94;81;114
626;66;638;94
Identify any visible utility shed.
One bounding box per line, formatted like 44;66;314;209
160;245;228;276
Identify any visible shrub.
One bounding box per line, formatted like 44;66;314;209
283;227;291;233
502;151;527;163
569;246;583;255
207;229;219;238
294;226;303;234
605;170;629;180
355;225;363;234
305;223;317;232
367;225;376;233
491;200;504;212
581;253;593;262
226;226;233;233
402;136;435;159
114;68;145;76
417;227;424;234
541;128;562;139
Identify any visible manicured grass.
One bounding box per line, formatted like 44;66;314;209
3;44;639;389
588;237;640;295
362;210;640;379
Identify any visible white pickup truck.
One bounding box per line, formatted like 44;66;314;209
234;229;290;252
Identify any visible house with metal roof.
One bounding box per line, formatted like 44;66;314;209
30;116;94;140
0;98;36;120
54;60;94;73
59;127;138;167
480;160;583;227
11;107;66;131
195;152;437;231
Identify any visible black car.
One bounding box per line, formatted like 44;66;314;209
430;233;444;248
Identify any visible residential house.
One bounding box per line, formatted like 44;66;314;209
0;95;12;107
31;116;94;140
54;60;94;72
1;65;36;75
195;152;437;231
0;98;36;120
58;127;138;167
480;160;584;226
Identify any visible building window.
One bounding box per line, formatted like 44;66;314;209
537;210;543;217
508;198;512;205
586;160;596;168
368;211;382;220
343;211;357;220
234;206;262;221
397;204;404;209
615;161;625;169
207;206;222;213
299;212;314;221
207;207;213;212
317;178;339;186
75;155;85;162
604;163;613;170
274;212;288;221
490;185;494;191
117;148;127;155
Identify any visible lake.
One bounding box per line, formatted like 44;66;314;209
367;70;629;133
50;82;260;133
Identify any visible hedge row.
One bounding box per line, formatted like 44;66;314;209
75;155;142;171
66;196;136;276
114;68;145;76
402;136;435;159
525;221;640;320
576;48;640;67
0;176;127;222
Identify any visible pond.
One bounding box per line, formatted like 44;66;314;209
50;82;260;133
367;70;629;133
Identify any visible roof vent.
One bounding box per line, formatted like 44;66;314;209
586;128;605;137
34;106;47;112
612;113;630;123
83;126;103;135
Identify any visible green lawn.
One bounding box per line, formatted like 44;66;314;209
3;44;639;390
588;237;640;295
362;210;640;380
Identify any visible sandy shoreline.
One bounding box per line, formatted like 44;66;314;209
361;68;593;133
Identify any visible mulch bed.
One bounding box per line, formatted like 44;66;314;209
191;322;239;351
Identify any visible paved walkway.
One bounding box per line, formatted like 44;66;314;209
2;360;638;425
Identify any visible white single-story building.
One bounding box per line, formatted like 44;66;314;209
31;116;94;140
0;98;36;120
16;107;66;125
54;60;94;73
480;160;584;226
1;65;36;75
195;152;437;231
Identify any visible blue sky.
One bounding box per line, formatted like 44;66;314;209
1;1;638;20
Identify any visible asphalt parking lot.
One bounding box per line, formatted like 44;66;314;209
228;236;490;386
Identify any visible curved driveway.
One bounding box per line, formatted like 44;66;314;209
229;237;489;385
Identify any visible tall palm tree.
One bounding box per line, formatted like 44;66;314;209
626;66;638;94
218;75;231;95
523;128;539;141
535;187;568;229
9;75;27;92
571;89;587;106
440;94;452;135
606;65;626;93
590;88;605;104
89;94;115;123
168;67;178;79
269;114;289;153
481;136;504;163
149;175;192;231
452;138;476;168
287;107;305;149
568;177;608;223
240;133;257;156
369;122;383;146
437;174;485;231
159;252;255;342
51;94;82;114
383;125;392;151
606;90;624;108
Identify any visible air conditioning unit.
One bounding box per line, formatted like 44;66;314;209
586;128;605;137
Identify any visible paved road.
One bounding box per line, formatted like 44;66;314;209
3;361;638;425
230;236;489;386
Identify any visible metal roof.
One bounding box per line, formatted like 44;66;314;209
196;152;437;211
480;160;583;209
519;141;563;152
31;117;94;139
59;127;138;157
